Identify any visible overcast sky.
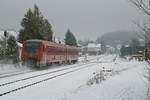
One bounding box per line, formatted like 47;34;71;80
0;0;145;40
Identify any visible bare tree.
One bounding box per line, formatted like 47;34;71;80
130;1;150;96
130;0;150;16
130;0;150;48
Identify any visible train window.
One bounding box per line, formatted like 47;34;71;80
47;47;55;53
25;42;40;53
47;46;65;54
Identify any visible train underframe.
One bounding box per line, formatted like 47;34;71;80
22;57;78;69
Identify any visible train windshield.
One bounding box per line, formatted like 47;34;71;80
25;42;40;53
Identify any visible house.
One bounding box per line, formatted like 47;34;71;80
81;43;101;55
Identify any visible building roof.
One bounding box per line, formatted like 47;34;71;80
87;43;101;48
0;31;18;40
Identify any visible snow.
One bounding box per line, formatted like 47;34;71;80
0;63;29;75
0;30;18;40
87;43;101;52
69;61;149;100
87;43;101;48
16;42;22;47
0;55;149;100
0;55;97;76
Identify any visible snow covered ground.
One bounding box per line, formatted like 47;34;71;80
0;55;149;100
0;63;30;75
0;55;98;75
69;59;149;100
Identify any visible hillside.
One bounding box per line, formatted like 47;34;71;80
100;30;140;46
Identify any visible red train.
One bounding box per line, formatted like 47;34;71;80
21;39;79;67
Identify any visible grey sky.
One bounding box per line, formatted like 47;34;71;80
0;0;144;40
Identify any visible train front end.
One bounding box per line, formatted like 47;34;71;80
21;40;45;68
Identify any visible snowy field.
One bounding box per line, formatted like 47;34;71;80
0;55;149;100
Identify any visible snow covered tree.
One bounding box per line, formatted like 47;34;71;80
100;40;106;54
96;37;101;44
7;35;19;63
130;0;150;48
41;19;53;41
18;5;53;43
0;36;5;59
65;29;77;46
7;35;17;54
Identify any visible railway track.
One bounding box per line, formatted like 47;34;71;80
112;87;132;100
0;56;100;79
0;70;23;76
0;70;34;79
0;62;91;87
0;62;97;96
0;55;117;97
0;57;98;85
90;55;118;63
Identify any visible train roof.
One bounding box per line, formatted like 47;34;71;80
25;39;79;49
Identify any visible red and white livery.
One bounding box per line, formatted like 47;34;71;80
21;39;79;67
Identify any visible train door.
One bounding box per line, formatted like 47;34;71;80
65;46;68;63
39;43;46;67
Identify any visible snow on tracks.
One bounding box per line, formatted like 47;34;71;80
0;55;117;97
0;62;97;96
0;70;33;79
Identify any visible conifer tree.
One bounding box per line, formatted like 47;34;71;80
7;35;19;63
7;35;17;54
18;5;53;42
100;40;106;54
65;29;77;46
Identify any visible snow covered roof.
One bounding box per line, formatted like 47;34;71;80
87;43;101;48
0;30;19;40
96;44;101;47
125;44;130;47
87;43;95;47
